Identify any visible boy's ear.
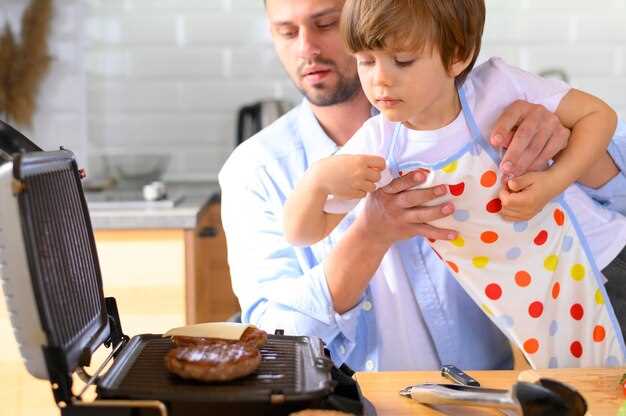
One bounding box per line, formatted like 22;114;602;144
450;48;474;77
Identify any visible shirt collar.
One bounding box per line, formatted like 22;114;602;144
297;98;340;164
296;98;379;164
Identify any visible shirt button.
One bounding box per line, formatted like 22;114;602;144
362;301;373;311
365;360;375;371
339;345;346;355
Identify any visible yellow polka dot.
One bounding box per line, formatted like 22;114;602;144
570;264;586;281
473;256;489;268
595;289;605;305
482;304;493;316
544;255;559;272
442;160;458;173
451;235;465;247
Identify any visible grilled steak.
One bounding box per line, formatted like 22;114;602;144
171;326;268;349
165;342;261;382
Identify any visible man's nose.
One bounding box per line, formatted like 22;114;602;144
296;28;321;60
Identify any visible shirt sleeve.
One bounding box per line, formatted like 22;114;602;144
323;117;394;214
577;117;626;214
490;57;571;112
218;151;364;361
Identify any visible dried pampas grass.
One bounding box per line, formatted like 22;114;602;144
0;0;53;126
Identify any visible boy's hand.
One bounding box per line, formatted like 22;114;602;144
498;171;557;221
313;154;385;199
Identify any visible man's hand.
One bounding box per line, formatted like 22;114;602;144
354;170;458;244
490;100;570;178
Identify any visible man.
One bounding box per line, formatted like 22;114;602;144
219;0;626;371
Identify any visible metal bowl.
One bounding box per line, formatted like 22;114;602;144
107;154;170;188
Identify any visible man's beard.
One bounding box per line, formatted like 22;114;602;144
295;59;361;107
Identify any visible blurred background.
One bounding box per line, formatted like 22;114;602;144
0;0;625;182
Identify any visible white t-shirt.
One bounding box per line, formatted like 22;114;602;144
326;57;626;270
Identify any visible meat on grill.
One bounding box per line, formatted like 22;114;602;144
165;342;261;382
171;326;268;349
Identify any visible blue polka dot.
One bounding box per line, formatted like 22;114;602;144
495;315;514;329
548;357;558;368
454;210;470;222
506;247;521;260
513;221;528;232
562;235;574;252
549;320;558;336
606;356;620;367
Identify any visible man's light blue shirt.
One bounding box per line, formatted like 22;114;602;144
218;99;626;372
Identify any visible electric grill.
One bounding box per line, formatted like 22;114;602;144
0;149;372;416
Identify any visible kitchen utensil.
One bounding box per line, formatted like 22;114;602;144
0;119;42;161
400;378;587;416
441;364;480;387
0;148;372;416
107;153;170;188
236;99;292;145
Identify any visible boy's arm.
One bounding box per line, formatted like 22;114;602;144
283;161;346;246
501;89;617;220
548;89;618;194
283;154;385;246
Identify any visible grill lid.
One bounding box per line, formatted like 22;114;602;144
8;150;110;375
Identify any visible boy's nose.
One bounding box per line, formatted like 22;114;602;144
373;64;392;86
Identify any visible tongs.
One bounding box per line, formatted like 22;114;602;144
400;378;587;416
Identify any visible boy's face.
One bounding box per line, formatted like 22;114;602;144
266;0;361;106
354;46;461;130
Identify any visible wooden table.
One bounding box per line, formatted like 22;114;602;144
355;368;626;415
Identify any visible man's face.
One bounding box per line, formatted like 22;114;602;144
266;0;361;107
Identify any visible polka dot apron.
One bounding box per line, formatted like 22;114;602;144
386;86;626;368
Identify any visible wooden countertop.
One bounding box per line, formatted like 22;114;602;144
355;368;626;415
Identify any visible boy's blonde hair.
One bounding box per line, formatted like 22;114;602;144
341;0;485;81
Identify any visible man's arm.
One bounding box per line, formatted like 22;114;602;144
491;100;626;213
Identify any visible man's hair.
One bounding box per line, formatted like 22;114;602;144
341;0;485;81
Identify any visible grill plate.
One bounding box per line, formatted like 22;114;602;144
98;334;332;404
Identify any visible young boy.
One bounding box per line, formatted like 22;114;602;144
283;0;626;368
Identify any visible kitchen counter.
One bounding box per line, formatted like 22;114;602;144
86;182;220;229
355;367;625;415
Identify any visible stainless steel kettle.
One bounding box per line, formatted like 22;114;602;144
236;99;292;145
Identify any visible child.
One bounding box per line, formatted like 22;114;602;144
283;0;626;369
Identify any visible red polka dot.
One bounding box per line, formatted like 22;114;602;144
449;182;465;196
486;198;502;213
447;261;459;273
485;283;502;300
480;170;497;188
528;301;544;318
570;341;583;358
524;338;539;354
399;170;404;176
570;304;584;320
552;282;560;299
533;230;548;246
428;238;435;243
593;325;606;342
553;208;565;226
515;271;531;287
480;231;499;244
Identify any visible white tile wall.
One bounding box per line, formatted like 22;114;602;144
0;0;87;165
4;1;626;181
85;0;626;181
